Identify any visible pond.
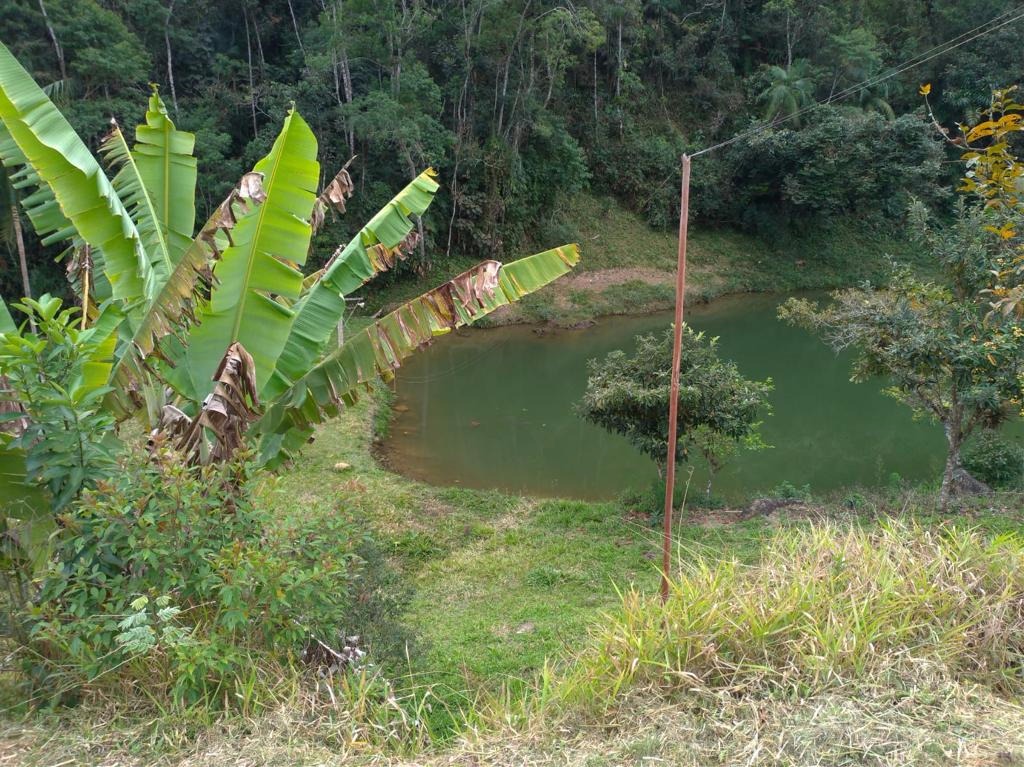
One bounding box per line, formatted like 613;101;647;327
382;292;1012;501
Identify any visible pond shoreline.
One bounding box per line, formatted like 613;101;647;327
372;292;966;502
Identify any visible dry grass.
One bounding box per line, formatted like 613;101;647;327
395;682;1024;767
548;522;1024;711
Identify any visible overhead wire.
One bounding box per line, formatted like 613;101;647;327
691;5;1024;158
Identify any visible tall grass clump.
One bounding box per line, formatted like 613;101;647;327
548;522;1024;713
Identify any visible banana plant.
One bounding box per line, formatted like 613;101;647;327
0;40;581;485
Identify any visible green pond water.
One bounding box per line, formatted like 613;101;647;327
383;292;1017;500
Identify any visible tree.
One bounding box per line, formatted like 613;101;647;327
781;86;1024;510
780;203;1024;510
0;42;580;537
712;106;945;233
758;60;815;127
577;326;772;480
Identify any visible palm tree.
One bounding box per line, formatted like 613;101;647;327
759;60;816;127
855;81;895;120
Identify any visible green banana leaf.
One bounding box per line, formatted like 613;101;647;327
0;122;73;247
107;167;274;417
263;168;439;401
132;90;197;267
0;41;154;315
101;120;173;286
255;244;580;465
178;109;319;400
74;303;123;398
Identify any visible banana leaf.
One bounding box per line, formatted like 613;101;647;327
255;244;580;465
0;438;53;576
0;296;13;334
101;120;173;286
132;90;196;267
263;169;439;401
104;182;251;418
0;41;153;316
0;123;72;247
74;303;122;398
179;109;319;400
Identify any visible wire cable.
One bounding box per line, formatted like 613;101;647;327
691;5;1024;158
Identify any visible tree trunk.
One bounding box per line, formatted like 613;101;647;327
243;9;258;138
785;9;793;69
11;202;34;333
164;0;179;115
339;48;355;153
616;17;623;100
252;7;267;73
11;203;31;303
286;0;306;58
939;419;963;512
37;0;66;82
330;2;355;155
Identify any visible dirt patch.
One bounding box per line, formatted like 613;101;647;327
681;499;827;528
561;266;674;292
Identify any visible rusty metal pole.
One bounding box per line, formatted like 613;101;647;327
661;154;691;604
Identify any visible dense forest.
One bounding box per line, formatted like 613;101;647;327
1;0;1022;297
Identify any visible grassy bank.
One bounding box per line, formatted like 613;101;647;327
362;194;921;327
5;387;1024;765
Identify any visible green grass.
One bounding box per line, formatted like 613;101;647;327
262;391;1024;699
566;193;922;289
549;521;1024;711
262;391;771;686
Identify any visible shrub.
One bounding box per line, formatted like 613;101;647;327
963;431;1024;490
577;326;772;473
0;296;122;512
27;451;366;708
619;478;726;527
770;480;811;501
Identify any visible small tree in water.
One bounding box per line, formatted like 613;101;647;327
577;326;772;492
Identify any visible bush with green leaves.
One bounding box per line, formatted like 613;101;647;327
0;296;122;513
28;453;367;707
962;431;1024;490
0;295;124;613
577;325;772;477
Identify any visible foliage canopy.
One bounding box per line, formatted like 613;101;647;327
577;326;772;474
